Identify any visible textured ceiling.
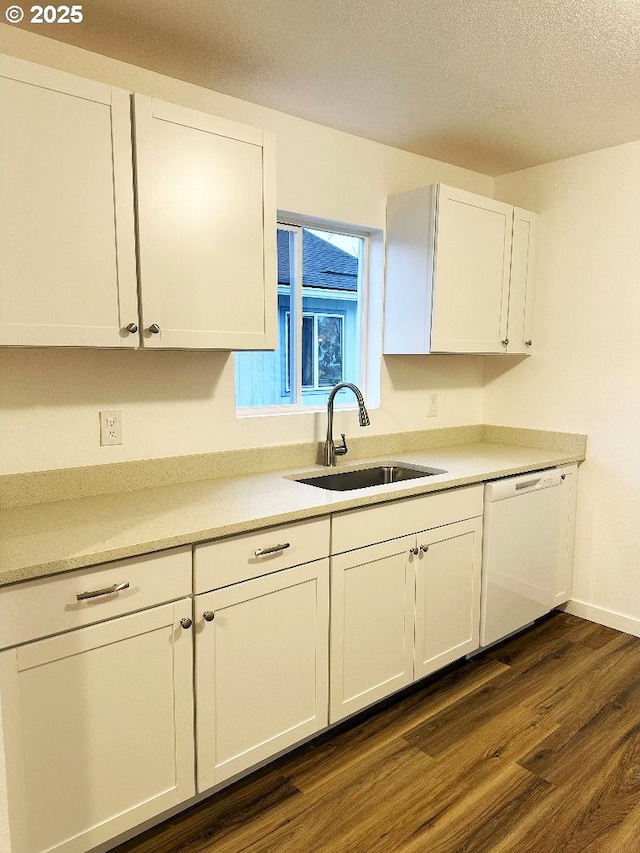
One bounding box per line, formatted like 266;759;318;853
11;0;640;175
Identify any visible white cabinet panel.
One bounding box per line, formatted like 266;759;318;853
414;518;482;679
506;207;537;354
0;546;191;649
195;560;329;790
330;492;483;723
331;485;483;554
133;95;277;350
0;55;277;351
553;464;579;607
329;537;415;723
194;517;329;593
384;183;537;355
431;186;512;353
0;55;139;347
0;601;194;853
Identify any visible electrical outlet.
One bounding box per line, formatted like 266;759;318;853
100;410;123;446
427;392;439;418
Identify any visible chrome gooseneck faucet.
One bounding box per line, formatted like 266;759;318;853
323;382;370;466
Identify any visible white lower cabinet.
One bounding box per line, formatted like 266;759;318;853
0;548;194;853
329;487;483;723
193;519;330;791
0;486;489;851
329;536;415;722
414;518;482;680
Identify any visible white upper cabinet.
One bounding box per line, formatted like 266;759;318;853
133;95;277;350
0;56;277;350
383;184;537;355
505;207;537;354
0;55;139;347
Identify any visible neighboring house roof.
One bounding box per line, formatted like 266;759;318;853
277;229;358;292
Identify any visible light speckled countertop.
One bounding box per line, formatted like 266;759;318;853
0;429;586;586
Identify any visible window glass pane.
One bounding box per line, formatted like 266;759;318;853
317;315;343;387
235;228;295;408
302;315;314;388
236;222;365;410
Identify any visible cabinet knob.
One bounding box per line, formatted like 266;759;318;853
148;323;160;334
125;323;138;334
409;547;419;556
180;617;192;629
203;611;215;622
501;339;509;347
420;544;429;553
525;339;533;347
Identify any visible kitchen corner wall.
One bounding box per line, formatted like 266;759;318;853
0;24;489;475
487;141;640;634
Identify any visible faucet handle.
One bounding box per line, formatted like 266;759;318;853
335;433;348;456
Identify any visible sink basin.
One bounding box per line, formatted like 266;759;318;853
293;462;447;491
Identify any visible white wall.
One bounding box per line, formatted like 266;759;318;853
487;141;640;632
0;25;490;474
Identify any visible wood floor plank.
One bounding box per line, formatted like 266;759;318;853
286;656;509;794
112;771;301;853
396;766;554;853
492;718;640;852
198;740;436;853
482;610;613;669
524;632;640;725
403;640;588;757
353;707;559;853
598;804;640;853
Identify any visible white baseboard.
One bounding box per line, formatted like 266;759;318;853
560;600;640;639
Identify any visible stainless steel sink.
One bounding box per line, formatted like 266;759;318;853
293;462;447;491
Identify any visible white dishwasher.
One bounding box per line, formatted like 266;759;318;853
480;466;577;647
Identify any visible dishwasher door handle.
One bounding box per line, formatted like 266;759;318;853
515;478;542;490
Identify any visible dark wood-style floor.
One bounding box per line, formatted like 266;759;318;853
112;612;640;853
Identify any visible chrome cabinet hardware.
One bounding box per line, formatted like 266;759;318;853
525;339;533;347
180;617;192;629
76;581;130;601
501;338;509;346
148;323;160;334
409;547;419;555
125;323;138;334
254;543;290;557
203;611;215;622
420;544;429;553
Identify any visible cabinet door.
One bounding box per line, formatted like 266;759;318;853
0;600;194;853
431;186;513;353
0;55;139;347
330;537;415;723
195;560;329;790
414;518;482;680
133;94;277;350
506;208;537;354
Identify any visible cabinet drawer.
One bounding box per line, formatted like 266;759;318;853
331;485;483;554
194;517;330;593
0;546;191;649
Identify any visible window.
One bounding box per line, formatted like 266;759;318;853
235;220;367;411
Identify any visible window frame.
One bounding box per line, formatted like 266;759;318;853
235;216;370;416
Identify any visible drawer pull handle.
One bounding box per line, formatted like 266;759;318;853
203;611;215;622
254;543;291;557
76;582;130;601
